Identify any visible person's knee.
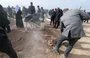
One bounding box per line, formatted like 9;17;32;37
60;35;67;40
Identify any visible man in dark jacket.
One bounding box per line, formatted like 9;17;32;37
0;5;18;58
28;2;36;14
54;8;63;28
49;9;54;17
50;9;56;26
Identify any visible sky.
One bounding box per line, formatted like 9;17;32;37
0;0;90;11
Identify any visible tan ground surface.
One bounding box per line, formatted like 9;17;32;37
0;19;90;58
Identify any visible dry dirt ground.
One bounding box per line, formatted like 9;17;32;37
0;19;90;58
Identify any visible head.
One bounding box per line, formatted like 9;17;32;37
57;8;60;12
63;8;69;13
58;8;60;10
8;6;10;8
55;8;58;12
30;2;33;6
37;5;40;8
41;7;43;9
52;9;54;11
84;10;86;12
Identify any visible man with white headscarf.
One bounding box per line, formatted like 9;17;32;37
15;5;20;13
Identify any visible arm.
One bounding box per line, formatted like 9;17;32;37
79;10;90;20
60;22;65;33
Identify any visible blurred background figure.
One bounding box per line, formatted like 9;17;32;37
7;6;13;18
49;9;54;17
0;5;11;33
41;7;45;22
37;5;41;14
22;6;28;18
54;8;63;28
28;2;36;15
16;7;24;28
50;9;56;26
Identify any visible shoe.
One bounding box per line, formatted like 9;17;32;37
52;47;60;54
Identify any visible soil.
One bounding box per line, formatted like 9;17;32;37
0;19;90;58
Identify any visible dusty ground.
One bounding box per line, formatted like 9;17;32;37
0;19;90;58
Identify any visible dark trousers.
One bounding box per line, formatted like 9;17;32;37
54;21;60;28
50;19;54;26
83;19;89;23
0;37;18;58
55;35;80;58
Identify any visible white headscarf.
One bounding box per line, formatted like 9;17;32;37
15;5;20;13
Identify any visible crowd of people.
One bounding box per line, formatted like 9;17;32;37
0;2;90;58
0;2;47;58
49;8;90;58
49;8;63;28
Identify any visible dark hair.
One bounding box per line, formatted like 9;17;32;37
41;7;43;9
30;2;33;4
37;5;39;7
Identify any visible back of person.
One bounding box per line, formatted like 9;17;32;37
55;9;63;21
51;11;56;19
37;6;41;14
61;9;90;38
62;10;81;28
28;5;35;14
49;9;54;16
0;7;10;29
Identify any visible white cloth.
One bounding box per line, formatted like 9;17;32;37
15;5;20;13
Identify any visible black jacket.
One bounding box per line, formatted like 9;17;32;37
0;10;10;27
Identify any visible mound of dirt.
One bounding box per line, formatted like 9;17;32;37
0;19;90;58
41;25;60;48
